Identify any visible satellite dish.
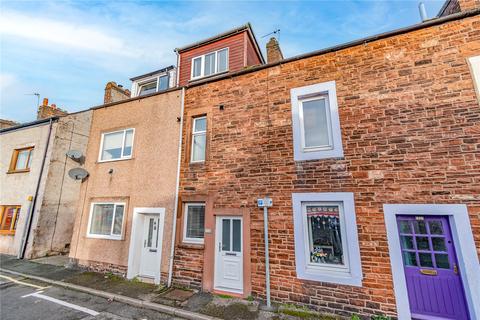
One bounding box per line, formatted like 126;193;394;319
66;150;83;162
68;168;89;181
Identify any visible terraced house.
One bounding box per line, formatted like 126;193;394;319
171;1;480;319
0;100;91;259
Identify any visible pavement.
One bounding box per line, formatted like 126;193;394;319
0;254;341;320
0;272;180;320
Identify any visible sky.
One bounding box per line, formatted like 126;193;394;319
0;0;445;123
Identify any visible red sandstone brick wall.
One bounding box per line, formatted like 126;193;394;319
173;14;480;318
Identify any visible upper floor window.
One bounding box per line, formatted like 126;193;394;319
99;128;134;162
87;203;125;240
8;146;34;173
137;74;169;96
191;116;206;163
468;55;480;103
291;81;344;161
191;48;228;80
183;203;205;244
0;205;21;235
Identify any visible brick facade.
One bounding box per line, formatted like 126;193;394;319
173;12;480;318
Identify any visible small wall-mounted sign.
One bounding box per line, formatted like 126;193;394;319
204;228;212;234
257;197;273;208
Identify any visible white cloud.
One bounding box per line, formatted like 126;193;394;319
0;10;140;57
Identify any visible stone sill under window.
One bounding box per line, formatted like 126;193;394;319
96;157;134;164
7;169;30;174
178;243;204;250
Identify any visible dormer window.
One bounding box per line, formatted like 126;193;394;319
137;75;169;97
191;48;229;80
130;66;175;98
138;80;157;96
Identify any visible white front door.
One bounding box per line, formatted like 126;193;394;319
139;215;161;278
214;216;243;294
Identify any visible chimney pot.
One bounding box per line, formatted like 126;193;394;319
51;104;57;109
42;98;48;106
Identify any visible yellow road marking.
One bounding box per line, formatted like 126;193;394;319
0;274;48;290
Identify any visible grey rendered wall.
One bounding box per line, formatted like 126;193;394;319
28;111;92;258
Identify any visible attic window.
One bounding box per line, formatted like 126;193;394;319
138;80;157;96
191;48;229;80
136;74;170;97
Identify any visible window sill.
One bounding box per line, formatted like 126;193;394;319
189;70;229;83
298;268;362;287
0;231;15;236
86;234;123;241
7;169;30;174
189;160;206;166
97;157;133;164
178;243;204;250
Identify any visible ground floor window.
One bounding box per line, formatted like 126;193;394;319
306;203;344;266
183;203;205;244
0;205;21;235
87;203;125;240
292;192;362;286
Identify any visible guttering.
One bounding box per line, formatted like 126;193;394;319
167;87;185;287
183;8;480;90
0;117;58;134
18;117;55;259
90;86;182;111
129;65;175;82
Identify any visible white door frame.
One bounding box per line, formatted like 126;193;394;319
127;207;165;284
383;204;480;320
214;215;244;294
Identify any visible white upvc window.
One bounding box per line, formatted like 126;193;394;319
291;81;344;161
99;128;135;162
190;48;229;80
135;74;170;97
87;202;126;240
292;192;363;286
183;203;205;244
468;55;480;103
191;116;206;163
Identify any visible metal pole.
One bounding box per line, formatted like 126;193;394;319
263;205;271;308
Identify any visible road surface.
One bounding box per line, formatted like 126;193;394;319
0;272;181;320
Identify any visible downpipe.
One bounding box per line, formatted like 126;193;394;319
167;87;185;287
18;118;54;259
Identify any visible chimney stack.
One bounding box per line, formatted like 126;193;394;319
266;37;284;64
37;97;68;120
104;82;131;104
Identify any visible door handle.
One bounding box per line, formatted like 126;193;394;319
454;264;458;274
218;242;221;251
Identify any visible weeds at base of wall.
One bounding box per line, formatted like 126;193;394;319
279;304;338;319
351;315;392;320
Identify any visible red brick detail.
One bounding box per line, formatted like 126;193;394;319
174;15;480;319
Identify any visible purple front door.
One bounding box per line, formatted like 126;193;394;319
397;216;470;320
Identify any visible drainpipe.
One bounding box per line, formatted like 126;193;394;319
174;49;180;87
167;87;185;287
18;118;55;259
